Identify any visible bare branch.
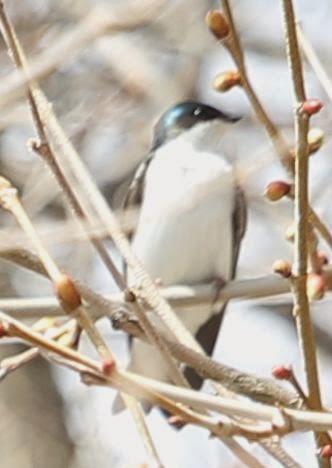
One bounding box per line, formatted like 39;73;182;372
280;0;331;459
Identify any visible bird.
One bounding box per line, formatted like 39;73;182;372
113;101;247;412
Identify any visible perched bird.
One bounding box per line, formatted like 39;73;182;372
113;101;247;412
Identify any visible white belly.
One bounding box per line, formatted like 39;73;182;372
113;139;236;412
131;139;235;287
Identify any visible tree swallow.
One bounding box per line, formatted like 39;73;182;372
113;101;247;412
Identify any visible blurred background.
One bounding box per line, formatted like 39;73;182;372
0;0;332;466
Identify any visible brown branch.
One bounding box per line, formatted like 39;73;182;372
0;6;199;459
0;0;205;368
0;311;287;443
3;245;332;317
219;0;332;250
280;0;331;461
0;312;324;438
220;0;293;172
0;177;116;365
1;311;332;447
0;244;303;409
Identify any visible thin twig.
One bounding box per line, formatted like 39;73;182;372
3;246;332;318
222;439;267;468
2;311;332;437
0;0;126;291
0;2;203;386
219;0;332;249
297;23;332;103
280;0;331;461
1;311;288;442
0;177;116;365
0;246;302;408
0;3;189;461
221;0;292;172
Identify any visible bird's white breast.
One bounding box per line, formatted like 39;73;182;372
130;137;235;288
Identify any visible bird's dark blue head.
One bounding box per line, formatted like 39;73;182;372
152;101;240;150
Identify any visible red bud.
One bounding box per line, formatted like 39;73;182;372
0;321;8;338
265;181;291;201
168;415;187;429
318;445;332;459
102;358;115;374
300;99;323;116
272;365;293;380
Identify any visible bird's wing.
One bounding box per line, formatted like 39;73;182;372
184;186;247;388
120;152;154;278
123;152;154;218
230;185;247;279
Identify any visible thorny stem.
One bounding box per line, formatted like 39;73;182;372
280;0;331;461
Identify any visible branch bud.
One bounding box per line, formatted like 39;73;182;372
0;176;17;211
272;259;292;278
264;181;291;201
55;274;82;313
102;358;116;375
0;321;8;338
300;99;323;116
213;71;242;92
168;415;187;429
285;223;295;243
307;273;326;301
318;445;332;459
317;250;329;267
206;10;230;40
308;127;324;154
272;365;292;380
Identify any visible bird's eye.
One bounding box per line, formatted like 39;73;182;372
193;107;202;116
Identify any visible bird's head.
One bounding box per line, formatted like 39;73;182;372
152;101;240;150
